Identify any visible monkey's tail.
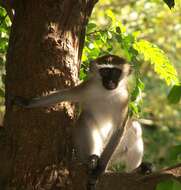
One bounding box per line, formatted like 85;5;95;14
86;154;101;190
87;176;97;190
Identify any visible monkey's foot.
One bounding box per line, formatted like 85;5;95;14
134;162;154;174
87;154;100;171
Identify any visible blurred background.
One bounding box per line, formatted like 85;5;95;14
0;0;180;170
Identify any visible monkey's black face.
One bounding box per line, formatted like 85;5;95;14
99;68;122;90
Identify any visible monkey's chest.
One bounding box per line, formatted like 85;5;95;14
82;91;128;136
84;98;125;127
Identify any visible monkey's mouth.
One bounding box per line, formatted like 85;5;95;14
103;80;117;90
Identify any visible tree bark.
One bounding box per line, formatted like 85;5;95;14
68;164;181;190
0;0;97;189
0;0;180;190
96;164;181;190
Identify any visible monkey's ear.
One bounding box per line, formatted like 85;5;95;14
123;64;132;76
128;65;132;75
89;60;97;72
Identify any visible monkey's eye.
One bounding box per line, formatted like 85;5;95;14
111;68;122;78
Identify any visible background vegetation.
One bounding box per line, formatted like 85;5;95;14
0;0;180;172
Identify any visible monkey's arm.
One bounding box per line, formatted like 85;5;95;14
13;83;88;108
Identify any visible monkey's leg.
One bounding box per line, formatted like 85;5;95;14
73;113;103;190
124;145;143;172
73;112;103;162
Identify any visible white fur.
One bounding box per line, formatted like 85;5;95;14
108;121;143;171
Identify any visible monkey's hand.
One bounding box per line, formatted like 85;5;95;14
11;96;30;108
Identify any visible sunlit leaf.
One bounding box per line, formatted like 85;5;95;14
133;40;179;85
87;22;97;33
106;10;116;24
129;102;139;116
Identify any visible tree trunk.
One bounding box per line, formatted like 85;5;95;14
0;0;97;189
0;1;180;190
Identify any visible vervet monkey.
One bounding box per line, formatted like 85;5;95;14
13;55;143;172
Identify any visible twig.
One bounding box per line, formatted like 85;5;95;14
87;29;108;36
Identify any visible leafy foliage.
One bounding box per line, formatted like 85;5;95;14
167;145;181;164
133;40;179;86
156;179;181;190
0;6;11;99
143;125;180;169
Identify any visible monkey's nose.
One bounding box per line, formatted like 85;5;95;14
109;80;116;88
108;81;116;89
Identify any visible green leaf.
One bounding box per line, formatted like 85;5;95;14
131;78;144;101
115;33;122;43
100;31;108;43
106;10;116;24
79;68;87;81
131;86;140;101
156;179;181;190
137;78;145;90
163;0;175;9
168;85;181;104
107;31;112;39
129;102;139;115
116;26;121;34
0;88;5;98
87;22;97;33
168;145;181;162
1;74;5;84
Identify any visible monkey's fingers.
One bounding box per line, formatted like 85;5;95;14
11;96;30;108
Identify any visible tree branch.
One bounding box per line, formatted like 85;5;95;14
97;164;181;190
72;164;181;190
